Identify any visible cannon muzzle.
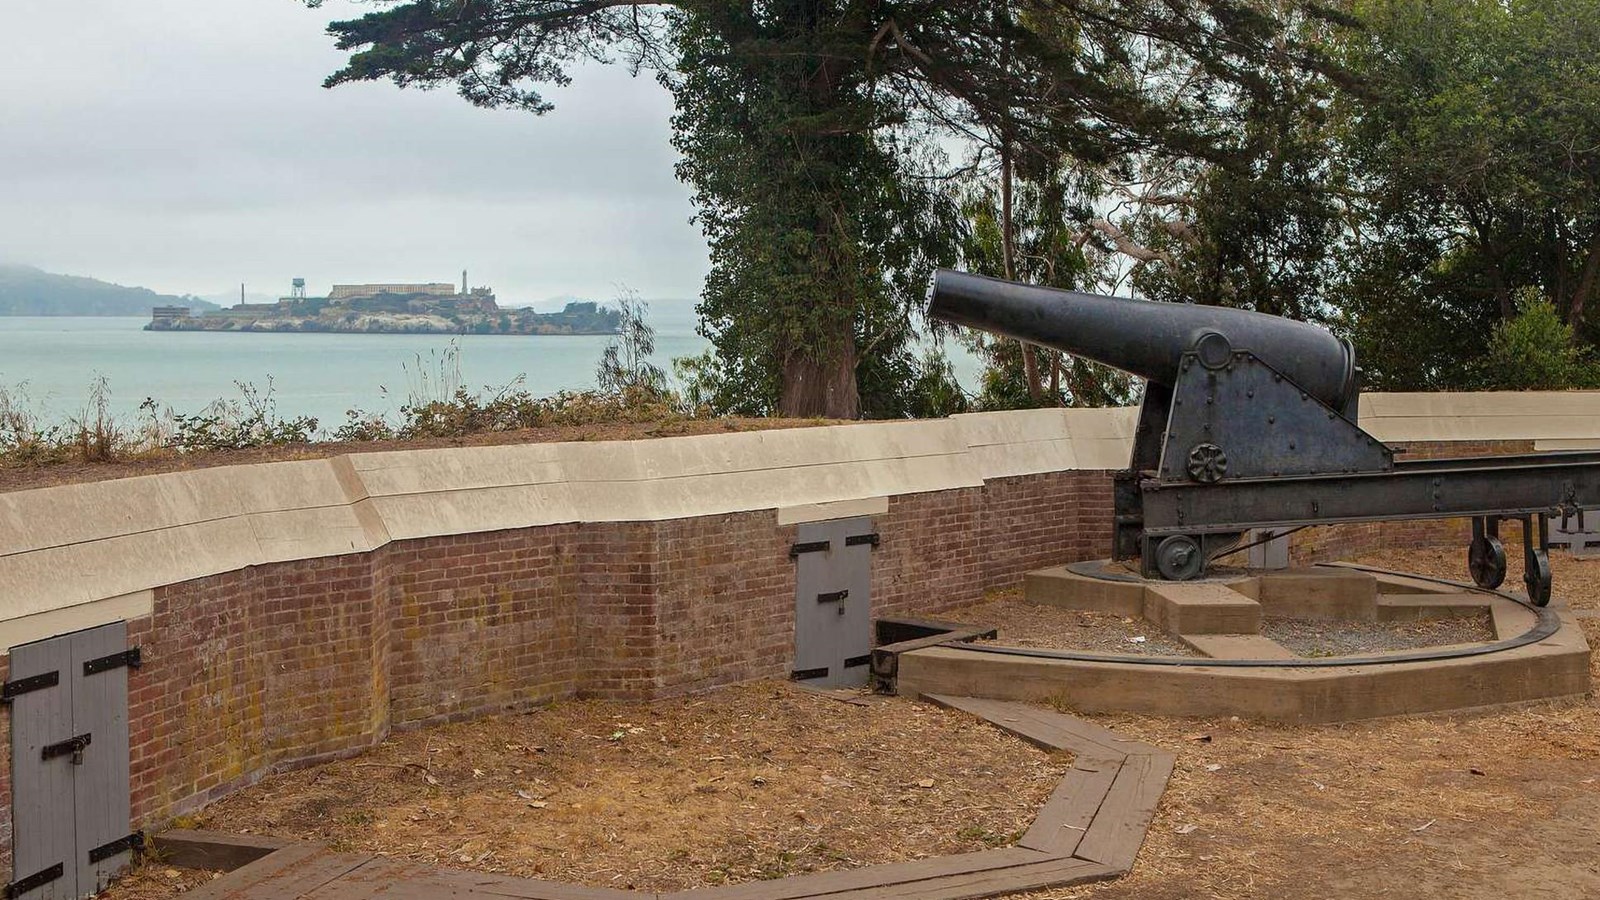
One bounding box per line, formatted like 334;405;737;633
928;269;1357;412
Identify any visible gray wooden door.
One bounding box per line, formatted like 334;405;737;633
791;517;876;688
7;622;135;899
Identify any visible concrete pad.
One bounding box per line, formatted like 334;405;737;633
1491;602;1540;639
1368;570;1463;595
1142;583;1262;635
898;612;1591;723
1376;593;1493;622
1255;568;1378;620
1024;567;1144;617
1182;634;1298;660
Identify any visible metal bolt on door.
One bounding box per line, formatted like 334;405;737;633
790;516;877;688
6;622;137;899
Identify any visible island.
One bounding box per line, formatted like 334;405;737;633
146;279;620;335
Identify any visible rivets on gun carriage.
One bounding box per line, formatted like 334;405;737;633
1268;415;1276;424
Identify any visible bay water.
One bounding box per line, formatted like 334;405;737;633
0;309;982;431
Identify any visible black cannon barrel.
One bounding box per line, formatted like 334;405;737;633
928;269;1357;411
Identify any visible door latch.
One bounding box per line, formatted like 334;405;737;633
42;733;92;765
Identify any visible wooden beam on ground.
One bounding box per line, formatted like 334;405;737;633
1016;760;1121;857
178;844;362;900
1072;752;1176;871
924;693;1167;758
672;849;1046;900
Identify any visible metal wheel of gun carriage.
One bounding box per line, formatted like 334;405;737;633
929;269;1600;606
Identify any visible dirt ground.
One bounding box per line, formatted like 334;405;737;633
95;865;218;900
1006;548;1600;900
0;416;842;493
110;682;1065;895
101;549;1599;900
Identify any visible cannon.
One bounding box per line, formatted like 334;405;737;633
929;269;1600;602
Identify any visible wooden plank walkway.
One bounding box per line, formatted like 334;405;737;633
152;696;1173;900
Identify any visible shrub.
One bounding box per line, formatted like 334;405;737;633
1477;289;1600;390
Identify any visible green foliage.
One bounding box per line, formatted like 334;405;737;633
956;167;1133;410
310;0;1341;418
1476;289;1599;390
666;6;963;418
164;380;320;452
1334;0;1600;385
595;289;669;400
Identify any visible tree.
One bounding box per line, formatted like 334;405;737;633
309;0;1333;418
595;289;668;398
1333;0;1600;387
956;164;1133;409
1476;288;1599;390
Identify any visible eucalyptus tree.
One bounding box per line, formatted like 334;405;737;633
1333;0;1600;389
309;0;1343;416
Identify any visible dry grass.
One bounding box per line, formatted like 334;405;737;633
138;682;1066;894
1005;550;1600;900
0;417;842;494
99;551;1599;900
94;862;219;899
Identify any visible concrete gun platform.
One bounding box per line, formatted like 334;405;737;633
897;564;1592;723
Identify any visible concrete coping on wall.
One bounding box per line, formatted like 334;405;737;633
1;392;1598;650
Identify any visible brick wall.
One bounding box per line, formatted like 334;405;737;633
974;471;1116;591
389;529;579;725
1288;440;1536;565
0;441;1531;856
0;499;1005;843
653;513;795;695
125;553;385;826
873;488;986;617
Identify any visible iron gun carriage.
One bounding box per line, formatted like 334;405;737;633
928;269;1600;603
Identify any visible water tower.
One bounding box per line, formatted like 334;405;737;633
291;278;307;300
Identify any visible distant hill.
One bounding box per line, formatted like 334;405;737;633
0;264;219;316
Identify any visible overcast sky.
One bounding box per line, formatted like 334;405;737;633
0;0;709;304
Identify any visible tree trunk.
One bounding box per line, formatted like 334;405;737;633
779;338;860;419
1569;229;1600;328
1000;140;1043;403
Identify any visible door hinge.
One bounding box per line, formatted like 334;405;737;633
83;647;142;676
89;832;145;864
0;670;59;702
816;590;849;603
790;667;829;681
4;862;63;897
42;733;92;764
844;532;880;548
789;540;830;558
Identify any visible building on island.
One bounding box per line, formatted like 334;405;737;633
328;283;459;301
146;276;621;336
